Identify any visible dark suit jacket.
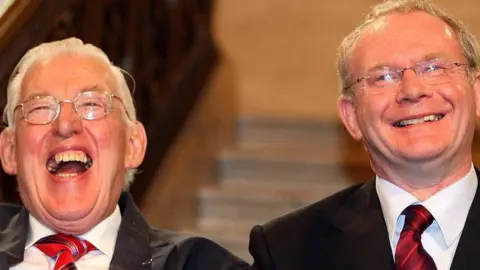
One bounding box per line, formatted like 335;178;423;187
0;192;249;270
248;179;480;270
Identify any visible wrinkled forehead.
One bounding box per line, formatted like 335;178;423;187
20;53;116;100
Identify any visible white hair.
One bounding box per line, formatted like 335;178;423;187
4;37;138;188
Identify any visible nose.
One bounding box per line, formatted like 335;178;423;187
51;101;83;138
395;68;432;104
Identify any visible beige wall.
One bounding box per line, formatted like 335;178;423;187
213;0;480;120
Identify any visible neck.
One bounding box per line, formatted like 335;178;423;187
372;157;472;201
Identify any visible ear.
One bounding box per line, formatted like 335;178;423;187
473;71;480;118
124;121;147;169
0;128;17;175
337;95;363;141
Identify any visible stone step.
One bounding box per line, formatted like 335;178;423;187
218;146;373;184
236;117;480;155
197;178;350;222
235;117;358;149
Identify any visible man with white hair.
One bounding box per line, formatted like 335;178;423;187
0;37;248;270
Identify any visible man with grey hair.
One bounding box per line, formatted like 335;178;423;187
0;37;248;269
248;0;480;269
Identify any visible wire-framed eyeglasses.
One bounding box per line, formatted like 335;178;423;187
14;90;130;125
343;58;473;92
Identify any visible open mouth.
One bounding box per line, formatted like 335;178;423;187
46;150;93;178
393;114;445;128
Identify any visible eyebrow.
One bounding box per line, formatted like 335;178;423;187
22;85;101;100
365;53;449;73
420;53;447;61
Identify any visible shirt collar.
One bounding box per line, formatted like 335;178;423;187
26;205;122;259
376;164;477;248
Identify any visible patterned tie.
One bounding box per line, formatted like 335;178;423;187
34;234;96;270
395;205;437;270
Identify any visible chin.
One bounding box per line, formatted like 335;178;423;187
49;207;92;221
44;206;103;234
50;216;99;235
43;196;97;221
398;147;447;163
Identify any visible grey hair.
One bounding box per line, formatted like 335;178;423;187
3;37;138;188
337;0;480;99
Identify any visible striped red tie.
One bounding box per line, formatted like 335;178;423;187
34;234;96;270
395;205;437;270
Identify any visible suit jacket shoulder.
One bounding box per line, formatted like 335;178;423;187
263;183;364;234
0;203;29;268
249;183;365;270
0;203;24;229
112;192;249;270
155;229;248;270
249;181;395;270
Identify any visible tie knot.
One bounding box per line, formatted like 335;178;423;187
402;205;434;233
35;234;96;270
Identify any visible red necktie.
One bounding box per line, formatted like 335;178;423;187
395;205;437;270
34;234;96;270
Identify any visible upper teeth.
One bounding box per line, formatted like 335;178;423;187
54;151;88;164
396;114;442;127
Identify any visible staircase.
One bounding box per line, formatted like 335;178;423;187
181;117;373;261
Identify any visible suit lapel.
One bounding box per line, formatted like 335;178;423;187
109;192;153;270
450;168;480;270
0;208;28;268
323;181;395;270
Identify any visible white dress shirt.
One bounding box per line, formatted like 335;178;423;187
376;164;477;270
11;205;122;270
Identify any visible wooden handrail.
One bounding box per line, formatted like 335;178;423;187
0;0;38;52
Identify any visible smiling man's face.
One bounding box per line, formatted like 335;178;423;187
1;53;145;234
338;12;480;175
